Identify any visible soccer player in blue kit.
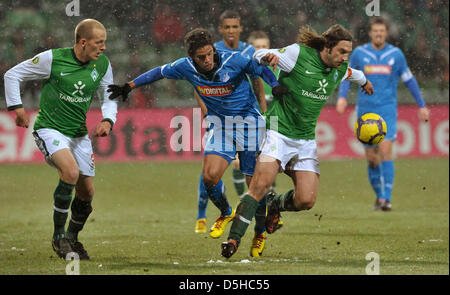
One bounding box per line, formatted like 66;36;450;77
107;28;283;256
193;11;268;237
336;17;430;211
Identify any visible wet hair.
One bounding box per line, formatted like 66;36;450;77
297;24;353;51
184;28;214;56
247;30;270;44
74;19;105;43
369;16;389;31
219;10;241;24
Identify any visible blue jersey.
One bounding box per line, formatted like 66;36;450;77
214;40;260;110
338;42;426;142
161;50;265;120
339;42;413;110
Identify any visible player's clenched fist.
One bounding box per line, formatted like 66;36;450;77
14;108;29;128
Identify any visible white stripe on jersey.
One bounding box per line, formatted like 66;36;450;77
358;47;378;61
212;52;238;80
380;47;399;60
401;67;413;82
241;44;253;56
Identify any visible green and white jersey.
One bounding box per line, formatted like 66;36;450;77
4;47;117;138
254;43;366;140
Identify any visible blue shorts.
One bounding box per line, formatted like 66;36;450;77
203;118;264;176
357;106;397;148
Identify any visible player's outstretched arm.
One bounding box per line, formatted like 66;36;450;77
4;50;52;128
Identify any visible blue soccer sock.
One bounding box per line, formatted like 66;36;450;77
368;164;384;198
205;178;232;216
381;161;394;202
254;194;267;235
197;174;209;220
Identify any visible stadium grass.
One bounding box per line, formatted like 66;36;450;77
0;158;448;275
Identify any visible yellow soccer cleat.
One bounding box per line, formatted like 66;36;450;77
250;231;267;258
209;211;235;239
194;218;207;233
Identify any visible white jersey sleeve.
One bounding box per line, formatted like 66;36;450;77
97;61;118;124
4;50;53;109
253;43;300;73
341;67;367;86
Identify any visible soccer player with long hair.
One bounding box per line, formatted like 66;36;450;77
221;24;374;258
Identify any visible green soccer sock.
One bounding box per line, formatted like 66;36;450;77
270;189;300;212
53;179;75;240
232;168;246;198
67;197;93;242
228;194;259;245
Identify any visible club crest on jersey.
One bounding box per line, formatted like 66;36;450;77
334;71;338;82
91;68;99;81
197;85;232;96
220;72;230;82
31;56;39;64
278;48;286;53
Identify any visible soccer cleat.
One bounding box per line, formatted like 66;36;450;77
250;232;267;258
52;237;75;259
381;200;392;211
373;198;382;210
373;198;392;211
221;239;238;259
71;241;90;260
209;211;235;239
265;193;283;234
194;218;207;233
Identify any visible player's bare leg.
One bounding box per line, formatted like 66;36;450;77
202;154;235;238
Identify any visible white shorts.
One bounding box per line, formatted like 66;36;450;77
32;128;95;177
260;129;320;174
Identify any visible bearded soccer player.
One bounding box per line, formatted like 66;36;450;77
108;28;283;258
336;17;430;211
4;19;117;260
221;24;374;258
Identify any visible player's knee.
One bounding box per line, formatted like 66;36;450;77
202;172;220;188
62;168;79;184
77;187;94;201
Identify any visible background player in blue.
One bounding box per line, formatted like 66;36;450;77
336;17;430;211
107;28;283;256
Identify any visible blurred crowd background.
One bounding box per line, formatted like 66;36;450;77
0;0;448;110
